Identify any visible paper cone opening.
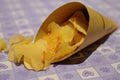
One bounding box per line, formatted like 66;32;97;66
35;2;118;62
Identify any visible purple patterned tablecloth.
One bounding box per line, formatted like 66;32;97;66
0;0;120;80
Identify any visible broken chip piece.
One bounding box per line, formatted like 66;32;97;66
0;38;7;51
9;34;25;46
9;34;34;46
69;11;88;35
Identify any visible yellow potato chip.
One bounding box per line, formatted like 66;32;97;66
69;11;88;35
9;34;25;46
53;42;76;61
9;34;34;46
52;37;84;62
0;38;7;51
24;58;33;69
14;47;23;63
60;22;75;42
35;39;48;51
8;35;34;64
73;30;85;44
8;43;24;63
36;28;48;39
9;40;46;71
8;48;16;62
21;39;47;71
42;33;60;69
47;21;60;33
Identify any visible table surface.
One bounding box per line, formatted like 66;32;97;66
0;0;120;80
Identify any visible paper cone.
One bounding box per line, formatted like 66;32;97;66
35;2;118;62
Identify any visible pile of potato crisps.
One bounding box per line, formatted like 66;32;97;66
0;11;88;71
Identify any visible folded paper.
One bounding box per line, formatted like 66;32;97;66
35;2;118;62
